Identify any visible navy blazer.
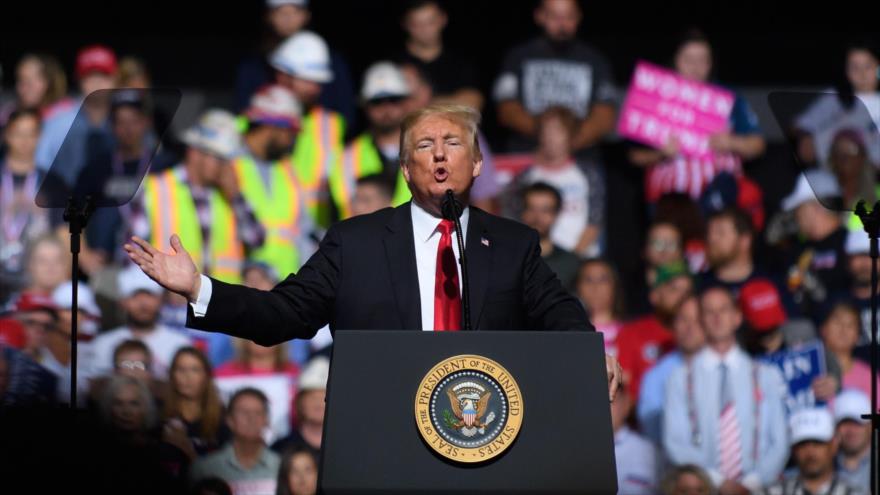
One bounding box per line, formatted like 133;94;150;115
186;202;593;345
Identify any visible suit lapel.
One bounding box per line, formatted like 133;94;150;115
465;207;491;330
383;202;423;330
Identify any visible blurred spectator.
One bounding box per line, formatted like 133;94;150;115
654;193;709;274
91;264;191;378
520;182;581;288
35;45;117;184
2;292;59;360
1;109;51;299
739;278;792;356
832;389;872;492
612;384;658;494
779;170;850;320
99;373;159;442
795;42;880;168
89;339;171;411
628;29;765;204
116;56;152;88
661;464;715;495
493;0;617;157
0;53;73;127
276;443;319;495
351;174;393;217
400;62;500;212
820;302;879;400
234;0;355;125
271;357;328;454
644;221;685;287
163;347;229;458
638;294;706;446
19;233;68;300
506;107;604;256
331;61;411;219
828;130;878;210
764;407;861;495
271;30;345;227
397;0;483;111
235;84;314;279
617;260;691;399
701;208;764;296
841;229;877;358
190;478;234;495
575;258;625;357
132;109;264;284
189;387;281;495
34;280;102;406
0;343;57;406
664;286;788;493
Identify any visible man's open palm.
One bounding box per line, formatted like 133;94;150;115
124;234;201;301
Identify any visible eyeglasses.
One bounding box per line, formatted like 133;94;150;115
117;360;148;372
649;239;679;252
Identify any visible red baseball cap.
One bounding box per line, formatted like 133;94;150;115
76;45;117;79
5;292;58;315
739;278;787;332
0;318;26;349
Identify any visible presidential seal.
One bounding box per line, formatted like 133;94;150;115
414;354;523;463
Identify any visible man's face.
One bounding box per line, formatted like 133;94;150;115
16;59;48;109
243;267;276;291
298;389;326;424
535;0;581;43
403;4;446;46
112;106;149;151
265;126;296;162
122;291;161;328
365;98;407;134
110;382;147;432
645;224;682;267
700;289;742;344
228;395;269;442
401;115;481;212
706;217;745;268
836;420;871;456
80;72;115;97
188;147;227;185
847;49;879;94
28;241;67;292
537;116;572;157
268;4;309;38
279;73;321;107
849;253;872;287
793;440;836;479
521;191;559;239
4;113;40;158
352;183;392;217
673;298;706;354
16;309;55;353
651;275;693;317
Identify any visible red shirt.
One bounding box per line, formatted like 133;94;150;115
616;315;675;399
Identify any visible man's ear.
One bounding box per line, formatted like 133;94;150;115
400;160;411;183
472;158;483;178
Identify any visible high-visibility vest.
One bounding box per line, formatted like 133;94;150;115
291;106;345;227
143;167;243;284
233;154;304;278
329;133;411;219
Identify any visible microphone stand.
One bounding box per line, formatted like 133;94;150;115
62;194;95;409
443;190;471;330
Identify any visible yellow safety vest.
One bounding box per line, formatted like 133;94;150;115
143;167;243;284
291;106;345;227
233;155;303;278
329;133;411;219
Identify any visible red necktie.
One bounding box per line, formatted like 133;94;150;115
433;219;461;331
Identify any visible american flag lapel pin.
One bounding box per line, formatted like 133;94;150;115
481;237;490;247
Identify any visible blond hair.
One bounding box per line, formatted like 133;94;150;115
399;103;482;165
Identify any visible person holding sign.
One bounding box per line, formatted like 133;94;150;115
625;29;766;205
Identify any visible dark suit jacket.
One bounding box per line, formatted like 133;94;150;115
186;202;592;345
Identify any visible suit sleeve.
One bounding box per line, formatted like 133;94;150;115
522;229;593;331
185;224;342;346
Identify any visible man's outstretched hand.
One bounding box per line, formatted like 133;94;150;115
124;235;202;302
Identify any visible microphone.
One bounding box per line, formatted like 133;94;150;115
443;189;471;330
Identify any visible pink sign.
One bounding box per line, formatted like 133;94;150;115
618;61;735;158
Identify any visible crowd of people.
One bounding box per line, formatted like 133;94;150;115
0;0;878;494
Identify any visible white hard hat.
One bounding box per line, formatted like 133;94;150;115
833;389;871;424
781;169;841;212
245;84;302;129
789;407;834;446
181;109;242;160
52;280;102;319
270;31;333;83
361;61;410;102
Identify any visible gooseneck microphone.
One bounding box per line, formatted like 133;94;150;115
442;189;471;330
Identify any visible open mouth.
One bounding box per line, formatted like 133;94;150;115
433;166;449;182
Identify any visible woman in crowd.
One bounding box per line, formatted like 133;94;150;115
576;258;626;357
276;444;319;495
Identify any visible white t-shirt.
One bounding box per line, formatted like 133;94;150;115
522;164;592;254
91;324;192;378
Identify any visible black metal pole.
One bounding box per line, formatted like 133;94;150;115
62;195;93;410
855;200;879;495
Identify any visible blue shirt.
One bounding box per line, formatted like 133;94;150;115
637;350;683;446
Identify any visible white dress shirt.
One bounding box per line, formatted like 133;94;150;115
191;201;469;332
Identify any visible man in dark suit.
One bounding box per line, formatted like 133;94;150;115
125;103;621;400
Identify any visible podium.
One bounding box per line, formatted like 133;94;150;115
318;330;618;494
